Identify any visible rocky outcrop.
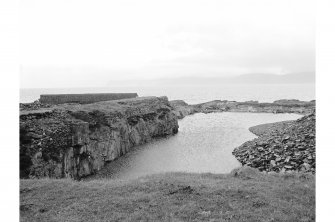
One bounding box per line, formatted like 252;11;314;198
170;100;197;119
20;96;179;179
232;112;315;173
170;99;315;119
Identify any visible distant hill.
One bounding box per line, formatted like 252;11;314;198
107;72;315;87
230;72;315;84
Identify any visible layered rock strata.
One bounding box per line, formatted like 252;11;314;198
170;99;315;119
20;96;178;179
232;112;315;173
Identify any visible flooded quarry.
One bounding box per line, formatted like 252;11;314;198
88;112;302;180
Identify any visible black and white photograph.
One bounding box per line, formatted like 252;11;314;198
3;0;335;221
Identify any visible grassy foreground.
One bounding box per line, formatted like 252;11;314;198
20;167;315;222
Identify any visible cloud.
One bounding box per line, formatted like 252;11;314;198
20;0;315;88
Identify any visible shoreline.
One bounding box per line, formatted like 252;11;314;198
248;120;296;137
170;99;315;119
20;98;315;114
19;97;315;179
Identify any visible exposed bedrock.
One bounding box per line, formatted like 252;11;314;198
170;99;315;119
20;96;179;179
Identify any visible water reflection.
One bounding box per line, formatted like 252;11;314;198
90;112;301;180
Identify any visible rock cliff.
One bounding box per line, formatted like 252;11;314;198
20;96;179;179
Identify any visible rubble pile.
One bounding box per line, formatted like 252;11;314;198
232;112;315;173
20;100;52;111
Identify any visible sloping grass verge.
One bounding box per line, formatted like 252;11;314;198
20;167;314;222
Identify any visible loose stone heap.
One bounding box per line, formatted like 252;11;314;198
20;100;53;111
232;112;315;173
20;96;179;179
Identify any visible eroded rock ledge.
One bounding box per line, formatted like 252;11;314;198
20;96;178;179
170;99;315;119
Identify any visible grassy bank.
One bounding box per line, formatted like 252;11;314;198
20;167;315;222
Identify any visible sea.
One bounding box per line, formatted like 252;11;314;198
20;84;314;179
20;84;315;104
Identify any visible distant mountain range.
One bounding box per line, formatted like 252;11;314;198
107;72;315;87
228;72;315;84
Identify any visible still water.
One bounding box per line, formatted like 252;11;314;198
90;112;301;180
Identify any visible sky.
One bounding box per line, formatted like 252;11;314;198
19;0;315;88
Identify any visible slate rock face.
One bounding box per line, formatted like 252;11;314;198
232;112;315;173
20;96;179;179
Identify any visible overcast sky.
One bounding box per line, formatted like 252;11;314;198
20;0;315;88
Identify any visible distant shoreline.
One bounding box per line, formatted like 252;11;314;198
170;99;315;119
19;84;315;104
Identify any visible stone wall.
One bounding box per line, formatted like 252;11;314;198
39;93;138;104
20;96;178;179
